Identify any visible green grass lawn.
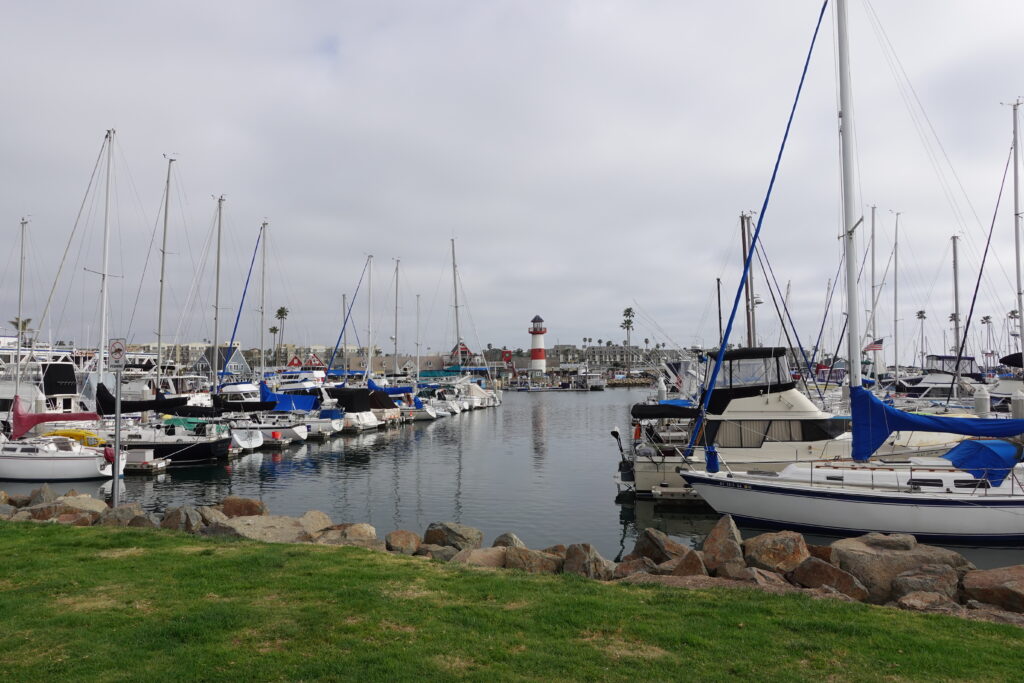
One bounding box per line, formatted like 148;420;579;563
0;521;1019;682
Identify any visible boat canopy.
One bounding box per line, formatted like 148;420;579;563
96;383;189;416
325;387;372;412
850;386;1024;461
941;439;1021;487
712;348;792;390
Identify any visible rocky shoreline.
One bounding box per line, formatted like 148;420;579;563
5;485;1024;628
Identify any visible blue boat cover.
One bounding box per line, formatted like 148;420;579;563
941;439;1020;487
259;382;318;412
659;399;694;408
850;386;1024;461
413;396;424;409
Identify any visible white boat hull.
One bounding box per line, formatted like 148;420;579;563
682;470;1024;544
0;452;122;481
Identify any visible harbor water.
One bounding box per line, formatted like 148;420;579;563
104;387;1024;568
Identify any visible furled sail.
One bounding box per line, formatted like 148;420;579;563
11;396;99;440
850;386;1024;461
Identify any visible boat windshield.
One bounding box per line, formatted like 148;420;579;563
715;355;791;389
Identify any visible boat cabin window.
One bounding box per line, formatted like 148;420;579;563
907;478;944;488
954;479;991;489
714;355;792;389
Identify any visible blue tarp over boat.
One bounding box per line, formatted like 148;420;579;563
941;439;1020;487
850;386;1024;462
260;382;317;412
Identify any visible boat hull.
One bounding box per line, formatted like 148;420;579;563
0;453;119;481
133;438;232;467
682;471;1024;545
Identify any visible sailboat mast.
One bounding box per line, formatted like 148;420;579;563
952;235;961;351
259;221;267;379
1014;100;1023;354
415;293;421;382
393;258;400;377
212;195;224;389
893;213;900;382
342;293;348;375
451;238;461;366
15;218;26;406
837;0;862;389
156;156;174;390
98;129;114;379
367;255;373;377
870;205;878;380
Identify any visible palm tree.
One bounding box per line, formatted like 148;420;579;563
269;326;279;364
597;339;603;347
620;308;635;373
275;306;289;364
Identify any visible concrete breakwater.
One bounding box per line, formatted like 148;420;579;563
4;484;1024;628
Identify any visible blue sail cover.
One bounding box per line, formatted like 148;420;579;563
850;386;1024;461
259;382;317;412
941;439;1020;487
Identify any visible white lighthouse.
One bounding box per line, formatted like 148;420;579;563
528;315;547;374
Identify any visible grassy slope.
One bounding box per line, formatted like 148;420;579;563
0;522;1019;682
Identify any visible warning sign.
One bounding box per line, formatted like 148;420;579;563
109;338;127;370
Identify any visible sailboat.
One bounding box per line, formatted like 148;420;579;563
680;0;1024;544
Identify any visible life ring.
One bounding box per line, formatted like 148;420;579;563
501;350;513;362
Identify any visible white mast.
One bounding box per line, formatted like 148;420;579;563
837;0;862;389
156;156;175;390
952;235;961;351
366;255;374;378
212;195;224;389
415;293;421;382
259;221;267;380
893;212;900;383
98;129;114;378
393;258;400;377
870;205;879;380
342;293;348;375
14;218;27;409
451;238;461;366
1014;100;1023;354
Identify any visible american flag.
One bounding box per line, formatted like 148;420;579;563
863;338;883;352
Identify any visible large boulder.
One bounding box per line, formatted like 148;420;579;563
161;505;205;533
317;523;377;545
963;565;1024;613
892;564;959;601
0;490;7;505
563;543;615;581
128;514;159;529
298;511;334;539
701;515;745;574
423;522;483;550
652;549;707;577
542;544;567;558
386;530;422;555
207;515;317;543
831;534;973;604
491;532;526;549
743;531;809;574
6;494;30;509
196;506;230;527
26;495;109;523
786;557;869;602
219;496;269;518
414;543;459;562
0;503;17;519
450;547;507;568
506;547;564;574
613;556;657;579
896;591;962;613
29;484;58;506
632;528;691;564
98;502;145;527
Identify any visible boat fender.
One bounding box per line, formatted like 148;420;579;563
102;446;115;464
633;424;641;441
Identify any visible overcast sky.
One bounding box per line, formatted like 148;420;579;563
1;1;1021;365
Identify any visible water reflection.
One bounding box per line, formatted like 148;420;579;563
530;397;547;466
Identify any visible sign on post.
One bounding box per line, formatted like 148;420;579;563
108;338;127;371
